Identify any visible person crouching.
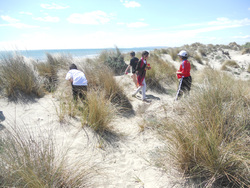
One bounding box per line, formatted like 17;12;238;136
65;64;88;101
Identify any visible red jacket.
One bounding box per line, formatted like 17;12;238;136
177;60;191;79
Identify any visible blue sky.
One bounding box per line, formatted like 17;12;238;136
0;0;249;50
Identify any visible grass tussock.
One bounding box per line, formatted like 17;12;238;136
0;125;94;187
247;64;250;73
83;61;132;110
146;53;177;92
167;48;180;61
158;69;250;187
221;60;240;71
193;53;203;64
0;55;44;99
37;53;71;92
81;89;115;133
241;48;250;55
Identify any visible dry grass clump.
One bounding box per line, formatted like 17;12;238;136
221;60;240;71
193;53;203;64
83;61;132;110
198;48;207;57
0;55;44;99
158;69;250;187
241;48;250;55
81;89;115;133
37;53;71;92
146;53;177;92
167;48;180;61
0;125;94;187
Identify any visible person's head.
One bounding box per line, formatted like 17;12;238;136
177;50;188;60
142;51;149;60
69;63;77;70
130;51;135;57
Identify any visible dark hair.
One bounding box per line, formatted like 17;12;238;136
181;56;188;60
142;51;149;57
69;63;77;70
130;51;135;57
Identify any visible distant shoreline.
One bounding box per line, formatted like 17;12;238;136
0;46;167;61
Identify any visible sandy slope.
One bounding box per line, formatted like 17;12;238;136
0;49;249;187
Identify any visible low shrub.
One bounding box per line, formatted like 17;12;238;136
0;54;44;99
99;47;127;75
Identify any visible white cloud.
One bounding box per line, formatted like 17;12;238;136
117;22;125;25
232;35;250;39
170;17;250;32
33;16;60;22
1;15;19;23
0;23;39;29
20;12;32;15
41;3;69;10
122;1;141;8
67;11;111;25
0;15;39;28
127;22;148;28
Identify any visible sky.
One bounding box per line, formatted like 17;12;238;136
0;0;250;50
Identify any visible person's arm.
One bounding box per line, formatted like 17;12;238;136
176;63;184;75
124;65;131;74
65;72;73;83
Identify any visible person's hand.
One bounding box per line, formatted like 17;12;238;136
124;72;128;75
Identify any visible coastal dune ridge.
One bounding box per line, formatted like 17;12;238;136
0;42;249;187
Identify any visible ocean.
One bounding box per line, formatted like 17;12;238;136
0;47;165;61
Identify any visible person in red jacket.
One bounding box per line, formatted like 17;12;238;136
175;50;192;100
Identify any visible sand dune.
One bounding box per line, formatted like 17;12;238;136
0;47;249;187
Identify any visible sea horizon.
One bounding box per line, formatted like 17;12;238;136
0;46;167;61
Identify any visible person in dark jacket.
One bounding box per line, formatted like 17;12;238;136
132;51;151;101
124;51;139;87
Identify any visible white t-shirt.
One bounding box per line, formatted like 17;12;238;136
65;69;88;86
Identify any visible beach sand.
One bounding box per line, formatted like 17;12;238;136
0;48;249;187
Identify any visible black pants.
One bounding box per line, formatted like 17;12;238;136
72;85;87;101
177;76;192;99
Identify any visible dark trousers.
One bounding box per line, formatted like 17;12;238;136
72;85;87;101
177;76;192;99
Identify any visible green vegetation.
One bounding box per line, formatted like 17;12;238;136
157;69;250;187
241;42;250;48
99;46;127;75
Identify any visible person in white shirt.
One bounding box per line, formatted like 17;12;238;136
65;64;88;100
